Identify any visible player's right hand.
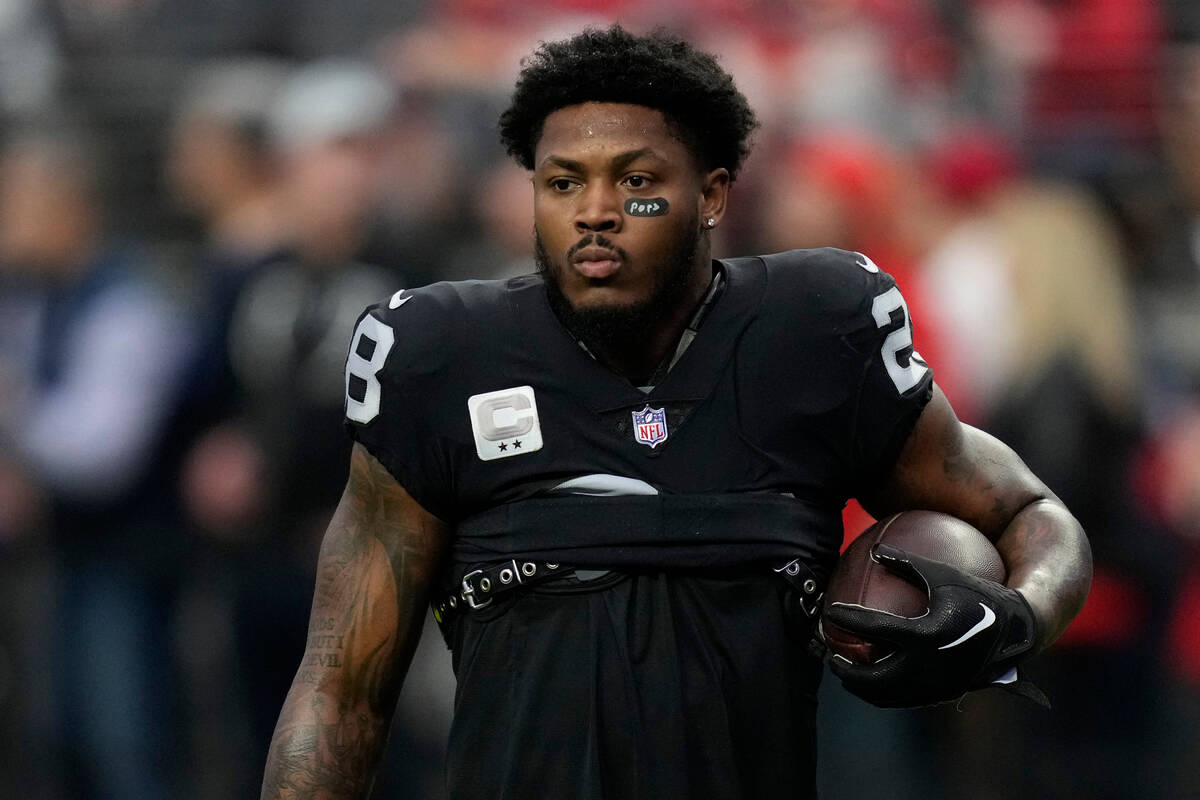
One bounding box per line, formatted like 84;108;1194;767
824;544;1042;708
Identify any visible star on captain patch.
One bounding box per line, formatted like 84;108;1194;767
632;406;668;449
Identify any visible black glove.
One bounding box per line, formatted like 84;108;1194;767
823;543;1045;708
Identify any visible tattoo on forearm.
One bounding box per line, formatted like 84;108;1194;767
262;692;386;798
936;425;1022;536
298;623;345;683
261;446;446;799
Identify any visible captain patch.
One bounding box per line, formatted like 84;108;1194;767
468;386;544;461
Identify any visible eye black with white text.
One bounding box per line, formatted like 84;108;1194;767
624;197;670;217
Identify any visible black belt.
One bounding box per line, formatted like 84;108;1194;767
432;559;567;625
432;557;824;628
773;557;825;619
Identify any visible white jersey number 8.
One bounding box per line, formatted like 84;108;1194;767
345;314;395;424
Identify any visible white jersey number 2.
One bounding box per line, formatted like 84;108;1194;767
871;286;928;394
345;314;395;424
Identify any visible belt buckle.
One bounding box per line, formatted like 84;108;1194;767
461;569;492;610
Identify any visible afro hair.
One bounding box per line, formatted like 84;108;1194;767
499;25;758;180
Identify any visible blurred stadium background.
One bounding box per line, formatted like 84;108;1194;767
1;0;1199;797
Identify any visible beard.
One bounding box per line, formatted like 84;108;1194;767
537;212;702;359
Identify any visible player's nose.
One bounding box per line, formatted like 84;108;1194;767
574;184;622;233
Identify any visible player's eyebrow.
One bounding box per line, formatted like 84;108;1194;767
609;148;657;172
540;155;586;173
538;148;660;174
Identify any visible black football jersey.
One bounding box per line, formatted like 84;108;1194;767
343;247;933;799
345;247;931;576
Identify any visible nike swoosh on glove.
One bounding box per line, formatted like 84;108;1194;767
823;543;1046;709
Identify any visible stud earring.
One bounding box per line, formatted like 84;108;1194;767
705;218;716;228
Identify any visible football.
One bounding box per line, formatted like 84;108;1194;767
821;510;1006;665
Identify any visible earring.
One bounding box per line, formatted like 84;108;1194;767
705;218;716;228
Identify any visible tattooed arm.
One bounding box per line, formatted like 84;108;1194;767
261;443;448;799
863;385;1092;651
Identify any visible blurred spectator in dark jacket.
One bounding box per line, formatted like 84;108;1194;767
166;58;292;293
172;57;430;795
162;57;296;797
226;57;400;566
166;58;293;543
0;154;56;800
0;122;197;799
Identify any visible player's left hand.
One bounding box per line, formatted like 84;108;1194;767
823;544;1043;708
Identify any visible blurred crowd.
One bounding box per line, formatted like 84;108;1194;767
1;0;1200;798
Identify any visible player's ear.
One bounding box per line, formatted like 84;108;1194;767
700;167;729;228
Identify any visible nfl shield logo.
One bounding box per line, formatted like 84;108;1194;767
632;406;669;448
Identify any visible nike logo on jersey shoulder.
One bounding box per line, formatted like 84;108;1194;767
938;602;997;650
389;290;412;309
853;252;881;273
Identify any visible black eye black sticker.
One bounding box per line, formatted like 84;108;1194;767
625;197;669;217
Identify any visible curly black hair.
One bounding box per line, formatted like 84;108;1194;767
499;25;758;180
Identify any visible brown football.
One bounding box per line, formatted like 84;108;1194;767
821;510;1006;665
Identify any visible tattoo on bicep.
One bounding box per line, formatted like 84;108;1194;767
988;494;1015;524
939;432;1021;533
940;450;971;484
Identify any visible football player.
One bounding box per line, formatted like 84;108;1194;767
261;25;1091;799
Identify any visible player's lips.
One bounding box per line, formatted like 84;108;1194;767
571;247;622;279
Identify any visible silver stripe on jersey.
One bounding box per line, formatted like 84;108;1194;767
547;474;659;496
